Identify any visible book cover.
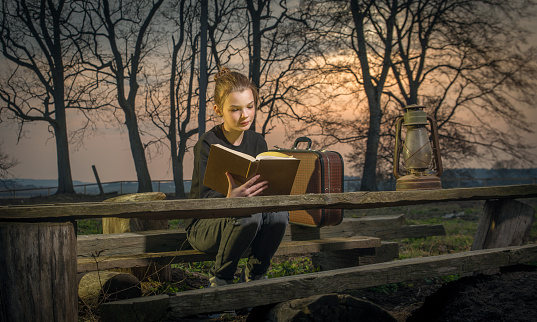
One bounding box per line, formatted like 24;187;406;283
203;144;301;196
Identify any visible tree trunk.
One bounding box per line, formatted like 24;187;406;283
350;0;396;192
0;221;77;321
124;108;153;193
360;100;381;191
247;0;263;132
173;135;187;198
53;119;76;194
198;0;208;138
102;192;172;281
53;87;75;194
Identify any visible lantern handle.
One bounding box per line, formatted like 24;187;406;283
427;116;443;177
393;116;405;179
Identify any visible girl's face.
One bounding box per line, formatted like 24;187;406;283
216;89;255;134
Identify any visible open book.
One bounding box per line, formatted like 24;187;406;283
203;144;301;196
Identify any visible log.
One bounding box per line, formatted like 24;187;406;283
2;185;536;222
102;192;171;282
99;244;537;320
102;192;169;234
472;199;535;250
0;221;77;322
78;271;141;307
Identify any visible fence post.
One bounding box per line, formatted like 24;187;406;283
92;165;105;195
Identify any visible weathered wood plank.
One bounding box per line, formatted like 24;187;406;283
472;199;535;250
319;216;445;240
77;229;187;258
77;215;444;258
1;185;536;221
77;236;381;273
99;244;537;321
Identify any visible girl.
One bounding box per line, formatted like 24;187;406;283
185;67;289;287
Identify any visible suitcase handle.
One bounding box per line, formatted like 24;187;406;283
292;137;312;150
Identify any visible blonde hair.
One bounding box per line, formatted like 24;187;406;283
214;67;259;110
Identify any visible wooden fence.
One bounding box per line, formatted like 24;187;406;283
1;184;536;321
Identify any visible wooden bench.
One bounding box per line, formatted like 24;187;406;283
77;236;381;273
1;184;536;321
76;214;443;273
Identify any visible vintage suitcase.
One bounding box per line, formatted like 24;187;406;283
271;137;344;227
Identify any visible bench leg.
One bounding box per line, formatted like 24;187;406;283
472;199;535;250
312;242;399;270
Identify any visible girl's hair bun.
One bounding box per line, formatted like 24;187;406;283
213;66;259;110
214;66;232;83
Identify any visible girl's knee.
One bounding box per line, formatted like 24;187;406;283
266;211;289;225
236;213;263;227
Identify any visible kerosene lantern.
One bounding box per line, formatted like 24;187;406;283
393;105;443;190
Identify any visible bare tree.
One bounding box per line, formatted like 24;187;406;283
240;0;324;137
0;0;97;194
145;0;241;197
291;0;536;188
388;0;537;167
144;0;200;198
84;0;166;192
0;143;18;186
289;0;398;190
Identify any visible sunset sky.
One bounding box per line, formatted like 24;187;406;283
1;12;537;185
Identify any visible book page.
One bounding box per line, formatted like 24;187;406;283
213;144;256;161
256;151;297;160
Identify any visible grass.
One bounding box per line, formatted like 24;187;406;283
398;218;477;259
76;218;102;235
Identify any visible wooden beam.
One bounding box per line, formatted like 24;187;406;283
2;185;536;222
99;244;537;321
77;236;381;273
319;216;445;240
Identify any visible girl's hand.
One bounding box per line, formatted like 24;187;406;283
226;172;268;198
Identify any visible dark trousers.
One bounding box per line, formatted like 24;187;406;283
186;211;289;281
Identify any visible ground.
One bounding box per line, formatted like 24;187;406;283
3;193;537;321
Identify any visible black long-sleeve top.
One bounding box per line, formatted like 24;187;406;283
185;124;268;229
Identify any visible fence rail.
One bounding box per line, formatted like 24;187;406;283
1;177;536;199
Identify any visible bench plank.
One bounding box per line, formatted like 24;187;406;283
77;236;381;273
99;244;537;320
2;185;536;221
